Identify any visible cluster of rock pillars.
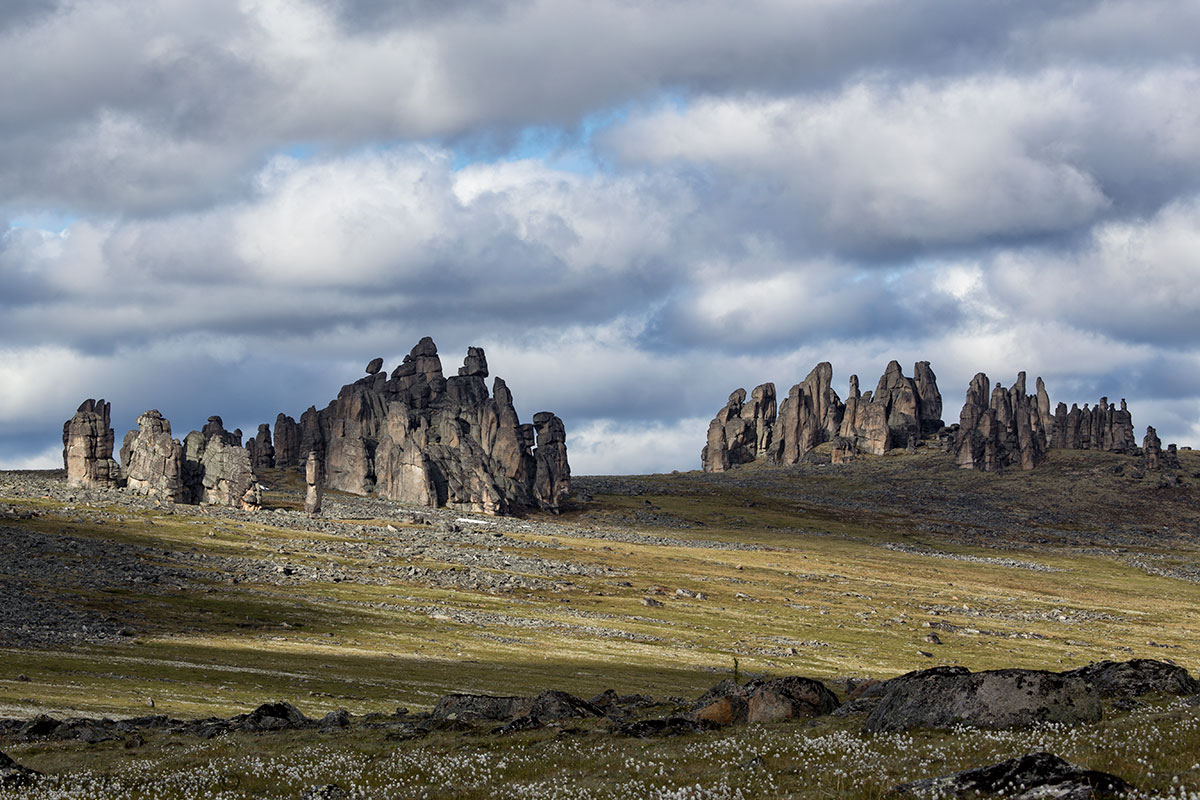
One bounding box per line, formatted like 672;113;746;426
61;338;571;516
703;360;1183;474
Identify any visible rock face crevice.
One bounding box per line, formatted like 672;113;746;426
283;338;570;514
702;361;943;472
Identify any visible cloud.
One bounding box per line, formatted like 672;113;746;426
604;67;1200;257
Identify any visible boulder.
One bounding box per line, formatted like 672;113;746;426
863;666;1101;732
123;410;186;503
366;357;384;375
1065;659;1198;698
430;690;599;722
231;701;311;732
273;414;300;468
0;749;40;788
246;424;275;470
62;399;120;489
893;752;1134;799
691;676;838;726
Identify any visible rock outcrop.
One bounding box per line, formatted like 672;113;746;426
246;424;275;470
700;384;776;472
954;372;1047;472
1048;397;1136;452
62;399;120;489
864;666;1101;733
123;410;186;503
702;361;943;471
691;676;839;726
893;752;1134;799
1144;426;1163;470
285;338;569;515
273;414;300;468
305;451;323;516
182;416;260;510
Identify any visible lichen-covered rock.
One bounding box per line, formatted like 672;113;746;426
62;399;120;489
863;666;1101;732
1065;659;1198;698
124;410;185;503
893;752;1134;799
690;676;839;726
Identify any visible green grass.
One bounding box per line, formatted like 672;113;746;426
2;449;1199;796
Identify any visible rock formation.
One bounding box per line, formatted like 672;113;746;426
1144;426;1163;470
305;451;323;516
953;372;1046;472
182;416;260;510
702;361;943;471
123;410;186;503
62;399;120;489
700;384;776;472
273;414;300;468
1048;397;1136;452
283;337;569;514
246;423;275;470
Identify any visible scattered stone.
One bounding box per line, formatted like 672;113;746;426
301;784;347;800
231;701;311;732
892;751;1134;799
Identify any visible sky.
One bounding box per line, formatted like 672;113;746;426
2;0;1199;475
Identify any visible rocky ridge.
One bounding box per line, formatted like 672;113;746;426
703;360;1171;473
60;338;568;516
702;360;944;472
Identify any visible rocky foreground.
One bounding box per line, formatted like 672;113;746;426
1;658;1196;797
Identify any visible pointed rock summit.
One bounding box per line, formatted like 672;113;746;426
702;361;943;471
274;338;569;514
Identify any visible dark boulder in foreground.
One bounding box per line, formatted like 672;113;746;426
0;749;40;788
692;676;839;726
1065;658;1199;698
864;666;1101;733
892;751;1134;799
231;701;311;732
431;690;602;722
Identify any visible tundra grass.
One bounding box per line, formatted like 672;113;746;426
2;452;1200;794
